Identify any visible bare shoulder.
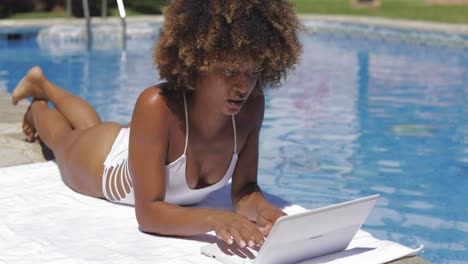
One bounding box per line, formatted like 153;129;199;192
130;84;174;135
135;85;167;111
132;84;176;122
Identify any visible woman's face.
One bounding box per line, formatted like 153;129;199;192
197;61;261;115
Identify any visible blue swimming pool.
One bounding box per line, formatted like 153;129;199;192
1;22;467;263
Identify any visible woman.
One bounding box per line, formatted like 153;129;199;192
12;0;302;249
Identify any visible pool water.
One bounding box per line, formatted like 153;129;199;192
1;23;467;263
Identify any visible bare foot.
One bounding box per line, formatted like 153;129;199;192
12;66;46;105
22;103;37;142
21;101;55;159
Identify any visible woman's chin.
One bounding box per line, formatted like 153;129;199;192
223;106;241;116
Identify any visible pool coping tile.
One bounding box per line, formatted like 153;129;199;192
0;14;466;35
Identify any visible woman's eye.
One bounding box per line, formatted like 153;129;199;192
247;69;262;78
225;69;239;77
250;69;262;76
216;67;261;80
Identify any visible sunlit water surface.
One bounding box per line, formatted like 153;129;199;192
0;23;467;263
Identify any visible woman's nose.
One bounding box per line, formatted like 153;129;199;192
233;86;248;99
233;75;249;95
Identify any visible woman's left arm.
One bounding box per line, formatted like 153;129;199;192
231;93;286;234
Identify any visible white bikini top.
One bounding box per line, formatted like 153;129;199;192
164;93;238;204
102;93;238;206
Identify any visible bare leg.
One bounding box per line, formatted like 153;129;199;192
28;100;73;152
12;66;101;130
12;66;122;198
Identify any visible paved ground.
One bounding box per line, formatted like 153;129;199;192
0;90;46;167
0;15;454;263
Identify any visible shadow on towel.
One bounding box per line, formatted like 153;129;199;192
136;184;294;244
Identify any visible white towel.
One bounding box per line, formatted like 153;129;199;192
0;162;422;264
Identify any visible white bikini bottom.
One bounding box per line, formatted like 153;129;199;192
102;128;135;206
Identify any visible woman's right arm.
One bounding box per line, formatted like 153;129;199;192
128;86;264;247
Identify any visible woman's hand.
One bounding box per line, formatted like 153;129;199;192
256;203;287;236
209;211;265;248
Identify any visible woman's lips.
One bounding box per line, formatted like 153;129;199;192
227;99;245;109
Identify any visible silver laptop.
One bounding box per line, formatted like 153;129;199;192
201;194;380;264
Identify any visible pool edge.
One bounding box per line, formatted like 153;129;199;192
0;14;466;36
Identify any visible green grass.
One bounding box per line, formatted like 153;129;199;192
9;11;68;19
110;7;146;17
291;0;468;24
6;8;147;19
4;0;468;24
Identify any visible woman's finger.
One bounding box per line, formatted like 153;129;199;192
258;223;272;236
239;226;257;248
216;228;233;245
239;219;265;246
228;225;247;248
257;213;272;228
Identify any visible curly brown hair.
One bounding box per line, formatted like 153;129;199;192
154;0;302;92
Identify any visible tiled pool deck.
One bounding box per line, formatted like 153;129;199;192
1;14;462;263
